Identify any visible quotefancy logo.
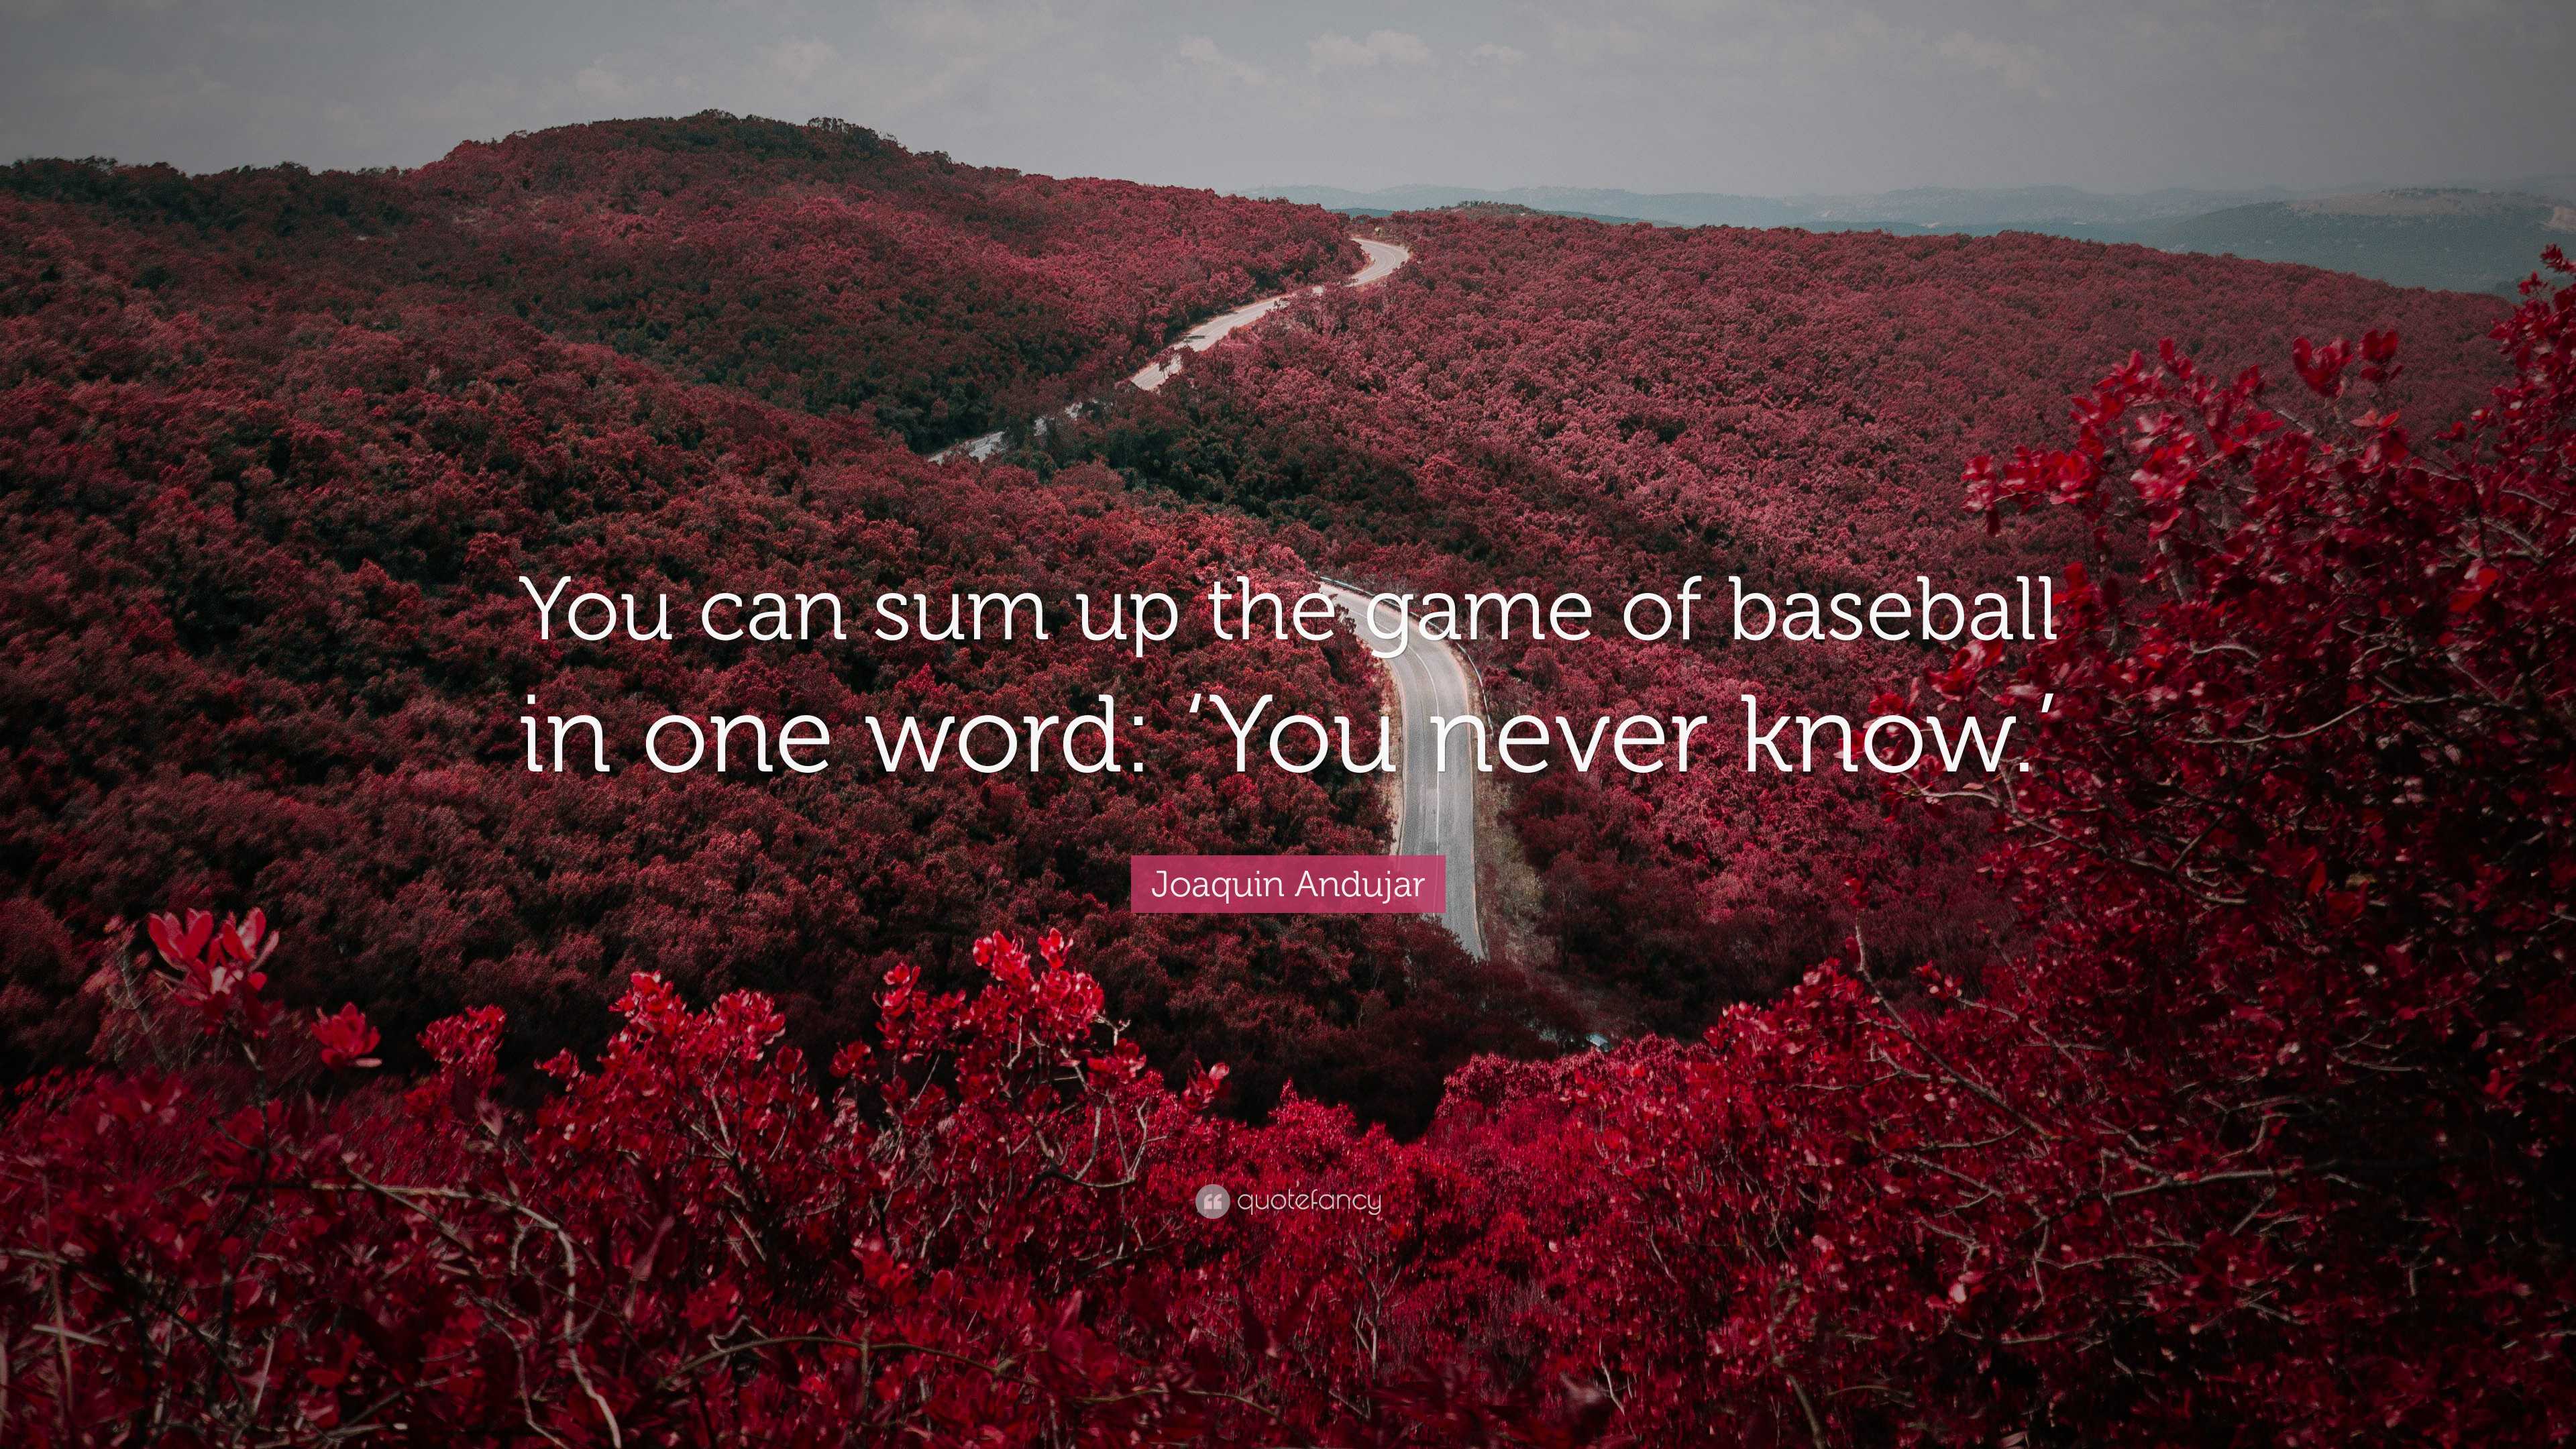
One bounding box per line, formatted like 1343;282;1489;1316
1190;1182;1382;1219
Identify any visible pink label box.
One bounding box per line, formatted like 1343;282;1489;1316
1131;855;1446;914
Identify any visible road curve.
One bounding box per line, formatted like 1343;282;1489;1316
1126;238;1410;391
922;237;1479;955
1318;580;1485;959
932;237;1410;462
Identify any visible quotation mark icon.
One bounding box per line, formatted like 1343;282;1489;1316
1194;1183;1232;1219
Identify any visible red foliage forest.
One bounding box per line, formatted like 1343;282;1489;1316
3;113;2571;1442
1046;211;2514;1027
0;117;1554;1130
3;254;2571;1442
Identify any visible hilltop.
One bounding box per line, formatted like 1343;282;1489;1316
7;113;1356;450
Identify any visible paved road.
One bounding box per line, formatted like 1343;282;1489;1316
1318;580;1485;958
1126;238;1409;391
920;237;1479;955
932;237;1410;462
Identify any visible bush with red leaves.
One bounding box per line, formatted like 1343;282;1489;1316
3;911;1607;1446
5;912;1228;1444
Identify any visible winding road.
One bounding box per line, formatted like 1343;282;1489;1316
932;237;1484;957
1318;580;1485;959
1126;237;1411;390
932;238;1411;462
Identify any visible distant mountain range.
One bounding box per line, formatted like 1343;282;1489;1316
2149;190;2573;294
1256;180;2576;295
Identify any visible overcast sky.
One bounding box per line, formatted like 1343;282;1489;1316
2;1;2567;196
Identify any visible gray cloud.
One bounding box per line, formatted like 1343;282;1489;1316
1309;30;1431;72
0;0;2565;194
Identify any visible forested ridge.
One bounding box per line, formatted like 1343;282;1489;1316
3;112;1356;450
